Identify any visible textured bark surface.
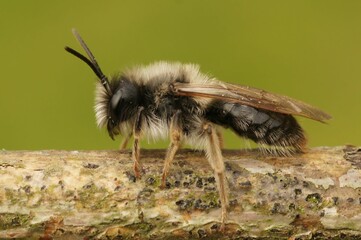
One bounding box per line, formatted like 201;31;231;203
0;146;360;239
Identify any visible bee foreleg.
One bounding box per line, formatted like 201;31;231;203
119;132;133;150
203;123;228;230
132;107;144;179
161;110;182;188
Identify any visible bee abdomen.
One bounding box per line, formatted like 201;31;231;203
205;100;307;154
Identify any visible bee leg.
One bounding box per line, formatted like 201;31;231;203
161;110;182;188
119;132;132;150
203;123;228;231
216;128;224;149
132;107;144;179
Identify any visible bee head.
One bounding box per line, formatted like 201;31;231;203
65;28;137;139
95;77;138;139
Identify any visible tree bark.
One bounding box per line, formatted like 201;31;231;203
0;146;360;239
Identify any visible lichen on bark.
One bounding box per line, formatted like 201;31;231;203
0;146;360;239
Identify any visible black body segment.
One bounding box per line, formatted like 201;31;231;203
205;100;306;152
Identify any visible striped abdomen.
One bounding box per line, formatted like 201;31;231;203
205;100;307;155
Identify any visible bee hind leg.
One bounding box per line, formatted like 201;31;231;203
161;110;182;188
203;123;228;231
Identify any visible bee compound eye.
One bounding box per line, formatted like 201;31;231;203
111;90;122;110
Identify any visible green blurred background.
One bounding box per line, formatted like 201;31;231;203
1;1;360;150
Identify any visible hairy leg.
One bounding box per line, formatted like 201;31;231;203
132;107;144;179
203;123;228;230
216;128;224;149
119;132;132;150
161;111;182;188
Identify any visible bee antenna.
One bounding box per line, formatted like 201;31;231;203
65;28;112;94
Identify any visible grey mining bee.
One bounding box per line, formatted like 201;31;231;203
65;29;331;229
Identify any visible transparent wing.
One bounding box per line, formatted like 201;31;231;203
174;81;331;122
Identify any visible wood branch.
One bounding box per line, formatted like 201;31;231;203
0;146;360;239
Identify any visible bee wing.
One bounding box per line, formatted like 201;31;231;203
174;81;331;122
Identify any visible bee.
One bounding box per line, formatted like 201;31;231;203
65;29;331;229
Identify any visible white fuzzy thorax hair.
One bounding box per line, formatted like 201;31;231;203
93;61;214;140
